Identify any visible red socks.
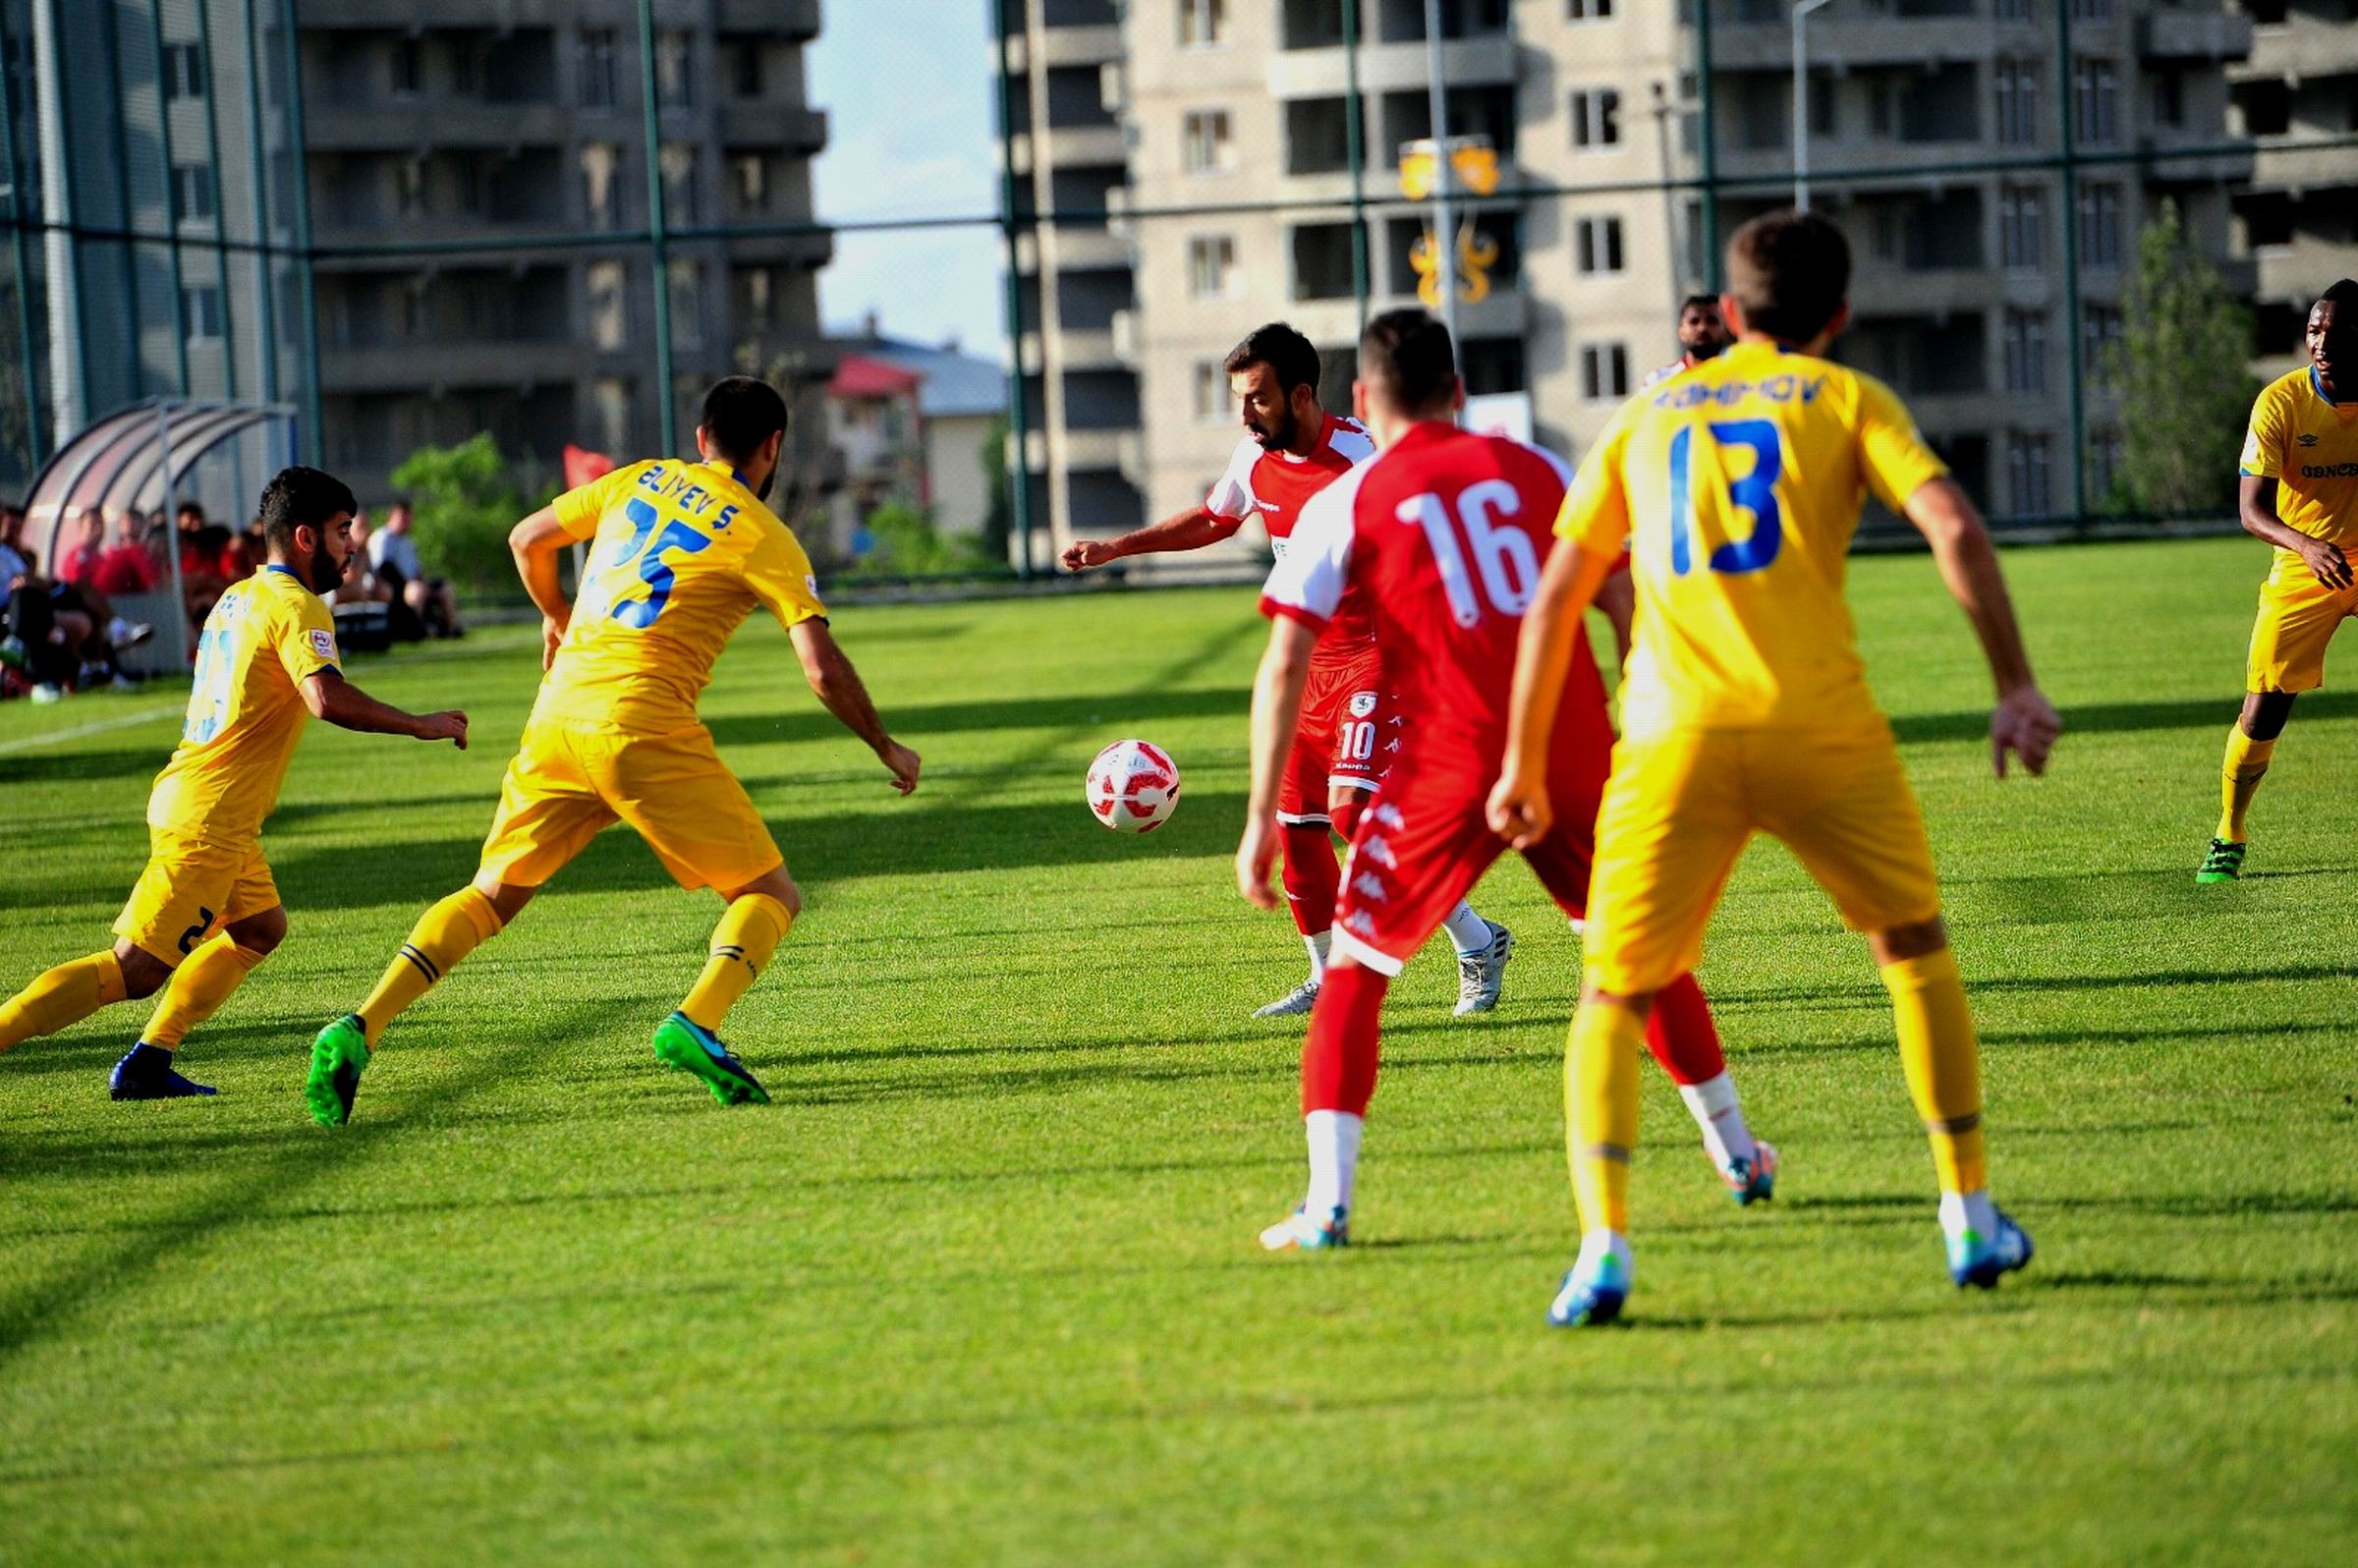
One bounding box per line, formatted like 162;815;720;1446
1279;822;1340;938
1643;972;1727;1088
1302;962;1389;1116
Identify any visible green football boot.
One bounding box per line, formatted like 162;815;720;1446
2196;838;2247;884
651;1012;771;1107
307;1015;371;1127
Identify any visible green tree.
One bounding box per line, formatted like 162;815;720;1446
2107;198;2259;518
389;433;538;591
978;414;1012;568
850;500;994;579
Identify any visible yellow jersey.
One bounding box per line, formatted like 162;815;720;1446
2240;365;2358;568
1559;340;1948;736
534;458;829;736
149;565;341;841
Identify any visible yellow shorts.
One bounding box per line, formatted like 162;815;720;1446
113;829;279;965
1584;723;1942;995
477;720;782;894
2247;563;2358;695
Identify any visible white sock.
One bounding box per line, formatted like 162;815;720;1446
1576;1227;1633;1281
1440;901;1492;956
1303;1108;1364;1215
1303;929;1331;983
1677;1072;1758;1171
106;616;134;643
1938;1189;1998;1239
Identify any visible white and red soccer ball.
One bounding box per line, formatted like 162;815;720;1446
1087;739;1181;833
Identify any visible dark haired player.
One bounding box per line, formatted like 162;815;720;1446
0;468;469;1097
1240;309;1773;1251
2199;278;2358;881
1639;295;1732;392
309;378;923;1124
1494;211;2060;1324
1065;322;1512;1020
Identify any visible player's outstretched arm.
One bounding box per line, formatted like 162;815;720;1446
1061;506;1245;573
508;505;576;670
1235;617;1318;910
2238;474;2351;589
789;619;920;796
1488;537;1618;849
301;670;468;749
1900;476;2061;779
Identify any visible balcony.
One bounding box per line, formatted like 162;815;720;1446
320;339;585;394
2250;140;2358;195
1022;328;1120;374
995;25;1123;75
713;230;835;272
1022;426;1130;472
1268;32;1516;98
1013;226;1133;274
2138;126;2255;188
2140;11;2254;62
300;0;578;26
1710;17;1986;74
1846;268;2002;322
1279;288;1529;350
723;104;827;155
720;0;818;38
304;102;568;154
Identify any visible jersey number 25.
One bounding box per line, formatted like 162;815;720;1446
605;496;715;628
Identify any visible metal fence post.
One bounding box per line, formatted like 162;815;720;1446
280;0;323;464
1345;0;1368;334
636;0;677;458
1421;0;1459;356
1696;0;1722;289
144;0;192;396
97;0;145;398
240;0;280;403
193;0;238;399
0;0;47;462
992;0;1033;578
2055;0;2088;533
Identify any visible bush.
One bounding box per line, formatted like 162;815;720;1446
388;434;548;591
847;501;997;579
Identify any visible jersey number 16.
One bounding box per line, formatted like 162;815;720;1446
1396;479;1541;627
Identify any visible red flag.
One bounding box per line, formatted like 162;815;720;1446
563;444;616;490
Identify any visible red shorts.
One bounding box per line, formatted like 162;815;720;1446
1277;644;1392;826
1328;698;1616;978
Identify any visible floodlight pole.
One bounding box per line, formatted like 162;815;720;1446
1423;0;1459;357
1792;0;1834;211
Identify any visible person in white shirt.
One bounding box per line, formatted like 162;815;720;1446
366;502;465;639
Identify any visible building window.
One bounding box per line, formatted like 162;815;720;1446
400;282;428;339
594;377;631;453
659;143;700;224
1192;360;1225;421
2002;310;2048;396
1189;236;1238;299
656;30;695;109
733;153;768;213
2078;182;2123;270
169;164;214;223
1994;0;2031;20
1999;185;2045;270
1570;88;1621;149
730;39;764;99
450;38;480;99
1179;0;1227;46
162;41;203;102
581;143;620;230
2073;57;2118;145
2006;432;2051;518
391;37;421;97
2091;427;2125;496
667;259;703;348
2070;0;2112;18
1581;343;1629;401
181;285;223;339
1575;215;1623;275
1568;0;1615;19
455;158;484;215
2151;70;2184;129
588;260;628;350
2083;302;2124;380
1682;196;1706;283
1994;59;2040;146
581;28;619;111
1183;110;1235;174
396;158;425;217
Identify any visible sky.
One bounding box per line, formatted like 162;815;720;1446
808;3;1008;361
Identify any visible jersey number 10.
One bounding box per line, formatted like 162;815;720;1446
606;497;715;628
1669;419;1784;577
1396;479;1541;627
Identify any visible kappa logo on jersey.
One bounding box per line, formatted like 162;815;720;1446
2298;432;2321;447
1349;691;1377;718
308;630;336;660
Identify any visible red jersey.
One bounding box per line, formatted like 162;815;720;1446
1207;414;1376;651
1261;421;1592;759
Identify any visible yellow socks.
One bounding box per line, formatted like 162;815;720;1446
1881;947;1987;1195
143;933;267;1049
0;950;128;1052
2218;725;2275;844
358;887;505;1047
1564;996;1647;1236
680;894;793;1033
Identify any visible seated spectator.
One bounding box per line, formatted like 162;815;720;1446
56;509;106;586
0;506;148;698
369;501;466;640
91;510;165;595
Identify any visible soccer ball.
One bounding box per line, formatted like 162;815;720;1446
1087;739;1181;833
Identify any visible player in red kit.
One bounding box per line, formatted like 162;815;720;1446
1066;322;1512;1020
1236;309;1773;1250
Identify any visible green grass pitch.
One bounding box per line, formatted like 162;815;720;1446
2;535;2353;1565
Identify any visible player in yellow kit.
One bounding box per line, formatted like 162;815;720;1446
1488;211;2062;1325
2199;278;2358;882
0;468;468;1097
308;378;922;1125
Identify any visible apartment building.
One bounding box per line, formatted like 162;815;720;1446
1098;0;2268;562
298;0;835;503
992;0;1146;567
2229;0;2358;374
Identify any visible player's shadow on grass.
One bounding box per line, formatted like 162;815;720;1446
702;686;1253;750
0;744;170;785
1892;689;2358;746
